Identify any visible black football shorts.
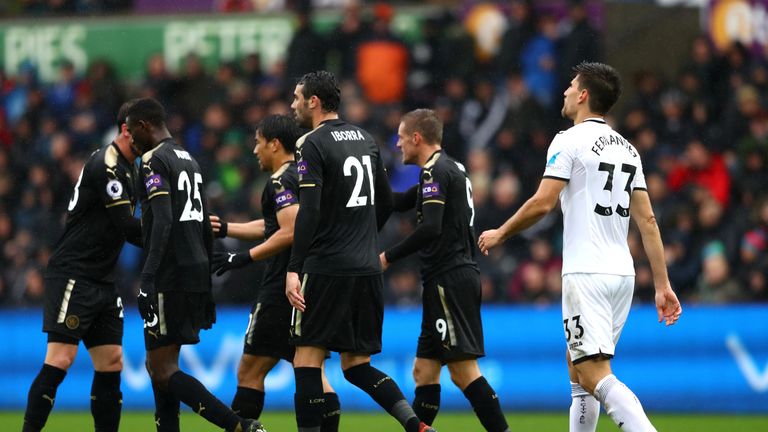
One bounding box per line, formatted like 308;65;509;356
143;291;216;351
417;266;485;363
290;273;383;355
243;299;295;362
43;277;123;348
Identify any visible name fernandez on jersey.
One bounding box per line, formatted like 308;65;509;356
591;133;637;158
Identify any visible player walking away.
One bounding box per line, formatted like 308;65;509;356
379;109;510;432
284;71;435;432
127;98;265;432
209;114;341;431
478;62;682;432
23;100;141;432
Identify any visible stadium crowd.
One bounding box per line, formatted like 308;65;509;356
1;1;766;307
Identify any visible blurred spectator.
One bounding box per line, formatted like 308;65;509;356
557;0;602;91
285;7;328;84
356;2;409;104
520;14;558;107
496;0;536;77
694;241;744;303
329;0;370;81
667;139;731;206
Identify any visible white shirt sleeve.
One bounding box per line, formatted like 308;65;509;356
542;133;573;181
632;153;647;191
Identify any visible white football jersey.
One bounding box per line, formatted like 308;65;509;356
542;118;646;276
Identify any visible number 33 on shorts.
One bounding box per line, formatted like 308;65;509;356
563;314;584;342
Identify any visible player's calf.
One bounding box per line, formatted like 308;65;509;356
23;364;67;432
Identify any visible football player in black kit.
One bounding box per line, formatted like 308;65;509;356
380;109;510;432
284;71;436;432
126;98;265;432
23;100;141;432
210;114;340;431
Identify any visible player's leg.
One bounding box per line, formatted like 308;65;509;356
446;359;509;432
342;352;428;432
566;350;600;432
293;346;328;432
87;345;123;432
232;353;278;419
23;341;77;432
411;357;441;425
25;277;93;432
566;274;655;432
84;290;125;432
320;363;341;432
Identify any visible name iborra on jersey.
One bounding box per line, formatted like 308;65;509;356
331;130;365;141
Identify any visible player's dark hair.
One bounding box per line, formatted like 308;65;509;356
298;70;340;113
116;98;140;128
257;114;301;153
402;108;443;145
125;97;166;127
572;62;622;115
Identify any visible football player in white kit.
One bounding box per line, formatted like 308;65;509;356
478;62;682;432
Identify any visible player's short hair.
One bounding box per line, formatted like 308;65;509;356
257;114;301;153
116;98;139;128
298;71;340;113
401;108;443;145
125;97;166;127
573;62;622;115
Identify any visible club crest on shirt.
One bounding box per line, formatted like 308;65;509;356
145;174;163;194
275;189;297;207
422;182;440;198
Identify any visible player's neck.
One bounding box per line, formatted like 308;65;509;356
270;157;294;174
114;136;138;162
573;111;603;125
312;111;339;129
417;146;442;167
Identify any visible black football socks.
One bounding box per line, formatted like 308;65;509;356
321;392;341;432
151;380;180;432
167;370;242;432
343;363;421;432
294;367;325;432
90;371;122;432
232;386;265;419
23;364;67;432
463;376;510;432
413;384;441;425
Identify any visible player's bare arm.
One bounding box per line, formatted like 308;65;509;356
630;189;683;326
478;178;566;254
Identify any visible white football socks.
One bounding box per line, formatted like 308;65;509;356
594;374;656;432
569;382;600;432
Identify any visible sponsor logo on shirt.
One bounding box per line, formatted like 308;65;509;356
145;174;163;193
422;182;440;198
546;151;561;167
297;161;308;174
275;189;297;207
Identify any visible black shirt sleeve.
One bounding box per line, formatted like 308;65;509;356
374;155;393;231
141;156;173;281
385;201;444;263
106;205;142;247
392;185;418;212
287;184;322;273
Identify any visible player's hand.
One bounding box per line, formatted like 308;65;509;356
138;274;158;327
212;250;252;276
379;252;389;272
286;271;305;312
478;229;504;255
655;283;682;326
210;213;228;238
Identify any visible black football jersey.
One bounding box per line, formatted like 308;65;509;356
140;139;211;292
417;150;477;281
259;161;299;304
296;119;385;275
47;142;138;284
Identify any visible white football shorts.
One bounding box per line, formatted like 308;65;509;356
561;273;634;364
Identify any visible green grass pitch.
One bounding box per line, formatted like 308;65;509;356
2;411;767;431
